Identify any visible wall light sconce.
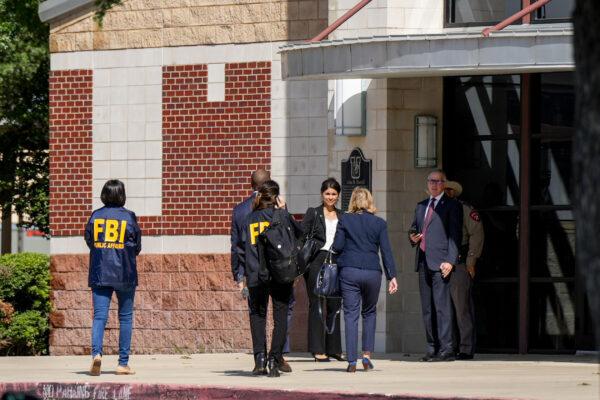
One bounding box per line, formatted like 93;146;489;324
414;115;437;168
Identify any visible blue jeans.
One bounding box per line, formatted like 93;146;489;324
91;287;136;366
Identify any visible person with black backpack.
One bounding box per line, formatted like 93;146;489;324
237;180;303;377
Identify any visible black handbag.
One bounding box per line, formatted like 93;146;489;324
313;251;340;298
297;209;320;272
314;251;341;334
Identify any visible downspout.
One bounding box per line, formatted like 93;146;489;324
482;0;552;36
308;0;373;42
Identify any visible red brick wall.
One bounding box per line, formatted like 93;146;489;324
50;252;309;354
49;254;252;354
49;62;271;237
49;70;93;237
48;62;279;354
161;62;271;235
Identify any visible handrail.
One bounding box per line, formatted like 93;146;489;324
482;0;552;37
308;0;373;42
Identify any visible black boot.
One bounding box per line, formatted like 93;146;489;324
252;352;267;375
267;356;280;377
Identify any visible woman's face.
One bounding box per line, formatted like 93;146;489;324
322;188;339;208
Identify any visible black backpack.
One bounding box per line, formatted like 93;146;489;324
258;208;305;284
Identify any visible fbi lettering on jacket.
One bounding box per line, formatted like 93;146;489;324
93;218;128;249
249;221;270;245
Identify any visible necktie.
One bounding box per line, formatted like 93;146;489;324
419;198;436;252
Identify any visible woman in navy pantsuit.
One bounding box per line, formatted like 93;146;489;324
332;187;398;372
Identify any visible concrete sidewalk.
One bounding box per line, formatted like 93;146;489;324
0;353;597;400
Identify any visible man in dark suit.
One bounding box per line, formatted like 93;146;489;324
409;169;463;362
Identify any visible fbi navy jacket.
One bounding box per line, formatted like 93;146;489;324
84;206;142;290
237;207;302;288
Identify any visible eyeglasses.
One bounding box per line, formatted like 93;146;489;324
427;179;445;185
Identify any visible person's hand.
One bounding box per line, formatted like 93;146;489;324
409;233;422;244
388;278;398;294
440;262;453;278
237;281;245;293
466;264;476;279
276;196;286;209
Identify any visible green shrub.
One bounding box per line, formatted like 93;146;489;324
0;253;50;355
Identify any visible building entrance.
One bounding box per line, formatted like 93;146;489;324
443;72;594;353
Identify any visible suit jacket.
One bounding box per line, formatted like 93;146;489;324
332;212;397;280
230;193;255;282
410;194;463;272
301;205;342;250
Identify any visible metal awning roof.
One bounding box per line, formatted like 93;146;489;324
280;24;574;81
39;0;94;23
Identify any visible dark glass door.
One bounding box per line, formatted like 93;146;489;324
444;75;522;352
528;73;591;352
443;72;593;353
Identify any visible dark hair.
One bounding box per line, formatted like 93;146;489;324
253;180;279;210
101;179;126;207
320;177;341;194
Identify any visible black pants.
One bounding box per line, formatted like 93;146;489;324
248;281;293;360
303;250;342;355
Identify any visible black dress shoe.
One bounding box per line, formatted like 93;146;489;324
435;352;455;362
278;358;292;373
419;352;437;362
252;352;267;375
327;353;346;362
267;357;280;377
456;353;474;360
313;353;330;362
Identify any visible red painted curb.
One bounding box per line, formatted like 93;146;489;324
0;382;524;400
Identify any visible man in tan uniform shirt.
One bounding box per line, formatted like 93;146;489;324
444;181;484;360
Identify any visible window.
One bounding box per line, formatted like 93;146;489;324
533;0;575;21
446;0;520;25
334;79;366;136
446;0;573;26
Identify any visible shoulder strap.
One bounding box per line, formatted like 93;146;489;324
317;298;341;335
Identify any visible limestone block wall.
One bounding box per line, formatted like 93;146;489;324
384;77;444;353
49;0;328;53
328;0;444;40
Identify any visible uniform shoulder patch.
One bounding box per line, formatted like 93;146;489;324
469;210;481;222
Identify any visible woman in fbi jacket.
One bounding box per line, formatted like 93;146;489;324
84;179;142;376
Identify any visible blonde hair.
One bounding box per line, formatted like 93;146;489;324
347;187;377;213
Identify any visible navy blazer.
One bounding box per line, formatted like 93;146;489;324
332;212;397;280
84;206;142;290
231;193;255;282
410;194;463;272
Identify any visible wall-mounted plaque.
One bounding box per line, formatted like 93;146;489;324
341;147;372;211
